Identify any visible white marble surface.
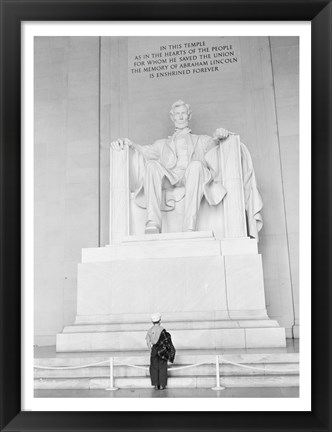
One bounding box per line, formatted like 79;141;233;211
245;328;286;348
34;37;100;345
220;238;258;255
75;310;232;324
130;192;225;239
35;376;300;390
63;319;279;334
122;231;214;242
35;361;298;380
220;135;247;237
82;236;219;262
68;233;283;352
270;37;299;338
224;254;266;311
109;146;130;244
35;347;299;364
56;325;286;351
82;234;260;263
34;37;299;347
76;255;227;316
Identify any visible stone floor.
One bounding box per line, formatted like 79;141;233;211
35;387;299;398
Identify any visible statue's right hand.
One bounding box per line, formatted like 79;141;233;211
110;138;133;151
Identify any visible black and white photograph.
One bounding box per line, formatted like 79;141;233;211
2;0;332;429
31;31;305;404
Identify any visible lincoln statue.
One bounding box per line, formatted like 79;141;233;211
110;100;235;234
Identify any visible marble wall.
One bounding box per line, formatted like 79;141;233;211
34;37;100;345
270;37;299;337
34;36;299;345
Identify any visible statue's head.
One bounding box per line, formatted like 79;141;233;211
169;100;192;129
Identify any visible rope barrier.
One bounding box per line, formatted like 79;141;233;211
114;361;149;371
167;362;208;371
34;359;110;370
34;355;298;391
219;356;298;374
34;357;297;374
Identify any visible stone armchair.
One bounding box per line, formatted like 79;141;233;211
109;134;259;244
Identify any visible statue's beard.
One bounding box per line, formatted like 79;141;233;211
174;121;189;130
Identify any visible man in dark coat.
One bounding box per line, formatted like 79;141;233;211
146;313;176;390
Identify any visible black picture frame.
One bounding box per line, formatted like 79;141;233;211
1;1;331;431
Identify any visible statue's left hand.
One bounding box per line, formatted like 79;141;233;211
213;128;231;140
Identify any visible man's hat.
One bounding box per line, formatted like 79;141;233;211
151;313;161;323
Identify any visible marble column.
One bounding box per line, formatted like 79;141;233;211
109;146;130;244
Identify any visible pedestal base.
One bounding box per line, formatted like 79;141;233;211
57;233;286;352
57;319;285;352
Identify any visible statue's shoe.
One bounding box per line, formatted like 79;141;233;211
144;222;161;234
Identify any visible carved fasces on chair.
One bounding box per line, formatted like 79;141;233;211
220;134;247;238
109;145;130;244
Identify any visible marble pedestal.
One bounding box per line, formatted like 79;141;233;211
56;232;286;352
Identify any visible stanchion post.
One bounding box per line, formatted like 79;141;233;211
105;357;118;391
212;355;225;391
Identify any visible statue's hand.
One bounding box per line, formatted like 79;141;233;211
110;138;133;151
213;128;231;141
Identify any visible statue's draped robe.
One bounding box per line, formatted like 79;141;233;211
129;130;263;239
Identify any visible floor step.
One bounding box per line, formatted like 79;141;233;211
56;327;286;352
63;319;280;333
35;352;299;366
34;375;299;390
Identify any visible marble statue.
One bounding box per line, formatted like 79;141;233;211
110;100;263;237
